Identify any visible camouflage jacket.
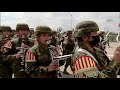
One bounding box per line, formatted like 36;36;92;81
0;36;12;64
25;44;58;78
72;46;120;78
1;37;34;67
0;35;11;49
49;37;59;47
63;37;75;55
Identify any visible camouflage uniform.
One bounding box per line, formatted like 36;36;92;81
97;31;107;53
0;26;13;78
0;26;12;48
28;28;35;39
63;30;75;74
72;20;120;78
26;25;58;78
49;31;59;47
1;23;34;78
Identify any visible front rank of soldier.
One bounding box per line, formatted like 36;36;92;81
0;26;13;78
25;25;59;78
72;20;120;78
1;23;34;78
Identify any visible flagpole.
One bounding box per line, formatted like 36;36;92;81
70;14;72;30
118;12;120;31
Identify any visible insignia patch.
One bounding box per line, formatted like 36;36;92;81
74;56;100;78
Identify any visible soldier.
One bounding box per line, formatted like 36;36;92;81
49;31;58;47
0;25;13;78
72;20;120;78
97;31;110;53
25;25;59;78
28;28;35;39
10;29;17;38
62;30;75;75
12;30;19;39
0;26;12;48
49;31;63;56
1;23;34;78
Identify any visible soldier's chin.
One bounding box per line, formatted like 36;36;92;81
42;41;48;45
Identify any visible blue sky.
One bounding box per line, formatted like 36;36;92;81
1;12;120;32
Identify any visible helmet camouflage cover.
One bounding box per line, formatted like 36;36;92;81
74;20;99;37
35;25;52;37
66;30;72;36
1;25;12;32
30;28;34;31
97;30;105;35
16;23;29;31
51;30;57;35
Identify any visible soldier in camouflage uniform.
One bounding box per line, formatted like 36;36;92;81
72;20;120;78
10;29;16;38
97;31;111;53
1;23;34;78
12;29;19;39
0;26;12;48
62;30;75;75
25;25;59;78
0;26;13;78
28;28;35;39
49;31;58;47
49;31;63;56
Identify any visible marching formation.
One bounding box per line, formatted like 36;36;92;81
0;20;120;78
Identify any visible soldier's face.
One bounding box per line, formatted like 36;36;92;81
18;29;28;37
52;33;57;37
2;30;11;36
89;31;100;47
68;33;73;38
87;31;98;41
38;33;51;44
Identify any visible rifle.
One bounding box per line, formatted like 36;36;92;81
16;36;29;73
48;46;73;78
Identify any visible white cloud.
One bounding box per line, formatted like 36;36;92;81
1;12;120;32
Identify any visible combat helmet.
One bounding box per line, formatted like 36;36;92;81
1;25;12;32
16;23;29;31
35;25;52;37
66;30;72;36
30;28;34;31
51;30;57;35
74;20;99;38
97;30;105;35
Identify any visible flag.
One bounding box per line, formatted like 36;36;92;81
26;51;36;62
4;40;12;49
74;56;97;72
73;56;99;78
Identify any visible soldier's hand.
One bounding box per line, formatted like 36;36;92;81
0;46;4;52
113;46;120;62
16;51;24;59
47;61;59;72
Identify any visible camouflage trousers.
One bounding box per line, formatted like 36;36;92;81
0;64;13;78
12;65;30;78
